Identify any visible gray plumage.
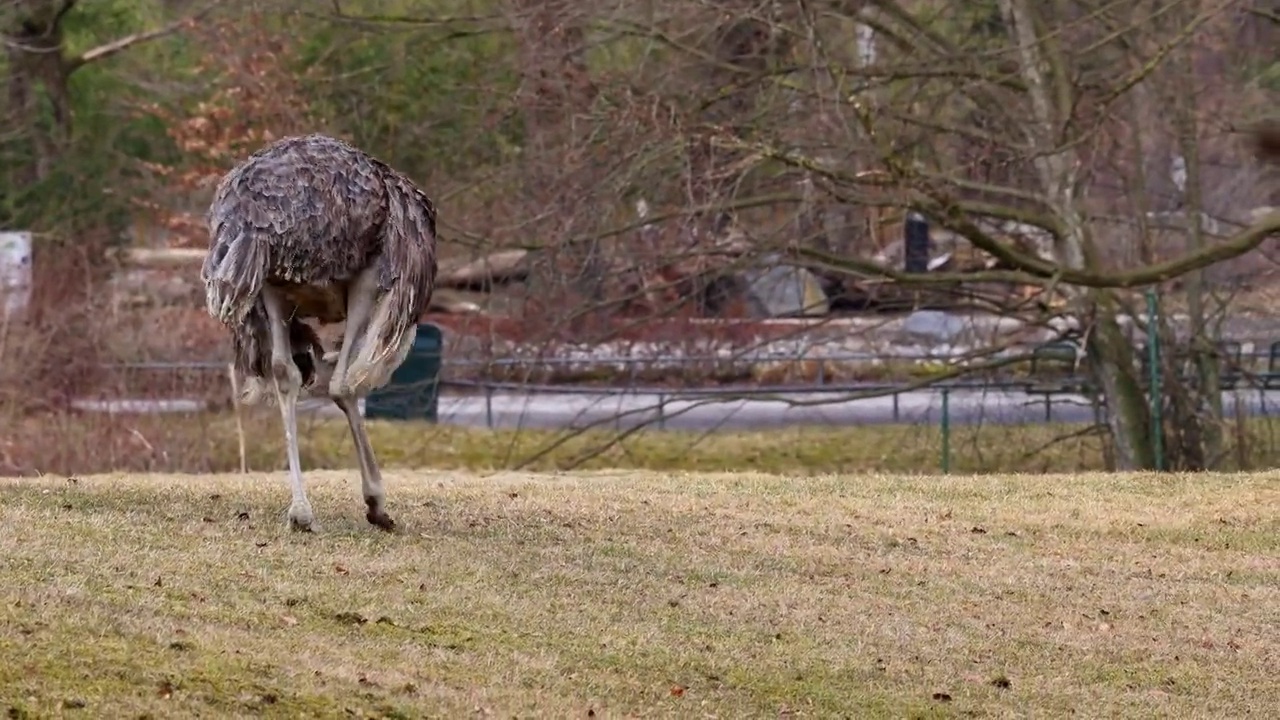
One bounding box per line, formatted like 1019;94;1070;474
200;133;438;533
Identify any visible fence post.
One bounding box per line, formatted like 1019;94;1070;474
940;387;951;474
1146;289;1164;470
485;384;494;429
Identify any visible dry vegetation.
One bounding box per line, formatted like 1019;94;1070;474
4;410;1280;477
2;470;1278;717
4;2;1280;490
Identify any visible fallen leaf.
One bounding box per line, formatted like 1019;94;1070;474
157;680;175;699
334;565;349;576
209;493;222;501
236;511;250;521
669;685;686;697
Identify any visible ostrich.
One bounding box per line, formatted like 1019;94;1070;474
201;133;438;533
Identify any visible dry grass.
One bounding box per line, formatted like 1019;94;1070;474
6;409;1280;478
0;411;1121;476
2;470;1278;718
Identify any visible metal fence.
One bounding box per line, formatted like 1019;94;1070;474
81;344;1280;473
91;347;1280;428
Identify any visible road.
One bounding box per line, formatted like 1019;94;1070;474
417;387;1280;431
71;387;1280;431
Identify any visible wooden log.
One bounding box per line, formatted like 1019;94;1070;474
110;247;208;267
437;249;530;290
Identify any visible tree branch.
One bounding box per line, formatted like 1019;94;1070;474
65;3;216;73
801;210;1280;289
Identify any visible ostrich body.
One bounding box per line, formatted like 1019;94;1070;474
201;133;438;532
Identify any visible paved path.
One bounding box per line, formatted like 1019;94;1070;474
71;387;1280;431
420;387;1280;431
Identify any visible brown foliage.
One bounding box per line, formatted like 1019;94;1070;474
131;12;319;248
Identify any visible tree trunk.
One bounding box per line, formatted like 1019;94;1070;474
3;0;76;184
1169;0;1224;470
1087;294;1156;469
997;0;1160;469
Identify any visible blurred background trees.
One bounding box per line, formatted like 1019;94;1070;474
2;0;1279;471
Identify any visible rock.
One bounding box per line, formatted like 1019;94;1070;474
900;310;967;343
741;257;829;318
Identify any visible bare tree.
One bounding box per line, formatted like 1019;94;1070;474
665;0;1278;470
16;0;1279;475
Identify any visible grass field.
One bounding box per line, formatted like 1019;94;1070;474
2;470;1278;718
10;411;1280;476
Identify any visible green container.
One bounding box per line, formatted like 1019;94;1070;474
364;323;443;421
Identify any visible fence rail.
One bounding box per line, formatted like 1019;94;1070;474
89;349;1280;423
76;348;1280;474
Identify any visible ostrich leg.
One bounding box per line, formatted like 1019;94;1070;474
333;396;395;530
328;267;380;398
328;266;393;529
262;288;317;532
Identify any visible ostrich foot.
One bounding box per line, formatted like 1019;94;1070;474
365;496;396;532
287;502;320;533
